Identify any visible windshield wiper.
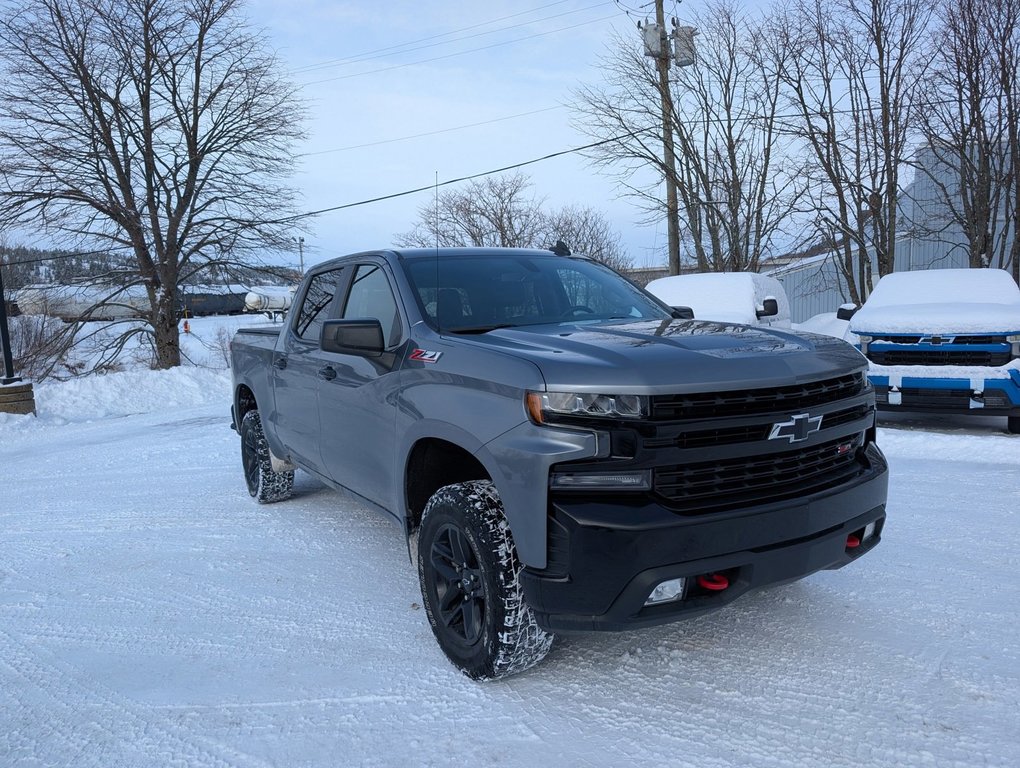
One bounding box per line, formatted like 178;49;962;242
445;323;518;334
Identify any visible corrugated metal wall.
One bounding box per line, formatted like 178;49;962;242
773;146;1013;322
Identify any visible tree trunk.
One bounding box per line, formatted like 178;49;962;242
153;291;181;369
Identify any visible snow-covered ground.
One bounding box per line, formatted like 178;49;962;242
2;318;1019;767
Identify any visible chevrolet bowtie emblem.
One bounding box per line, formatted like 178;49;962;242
768;413;823;443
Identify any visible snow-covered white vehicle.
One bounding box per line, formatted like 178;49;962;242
850;268;1020;433
644;272;791;328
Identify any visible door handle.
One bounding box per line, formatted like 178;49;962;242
273;356;287;370
318;366;337;381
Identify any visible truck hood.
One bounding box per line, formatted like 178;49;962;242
453;319;867;393
851;302;1020;336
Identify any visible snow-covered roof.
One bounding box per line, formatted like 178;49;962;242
852;269;1020;334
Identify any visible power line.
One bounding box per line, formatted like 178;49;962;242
276;134;636;225
291;1;610;75
299;13;619;87
280;94;986;224
298;106;564;157
3;95;995;267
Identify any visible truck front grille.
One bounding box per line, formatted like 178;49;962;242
654;402;871;450
553;373;875;516
867;350;1011;366
650;373;866;420
654;435;866;513
875;387;1012;410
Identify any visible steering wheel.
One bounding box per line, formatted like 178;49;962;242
563;304;595;317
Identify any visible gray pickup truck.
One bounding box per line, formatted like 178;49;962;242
230;247;888;679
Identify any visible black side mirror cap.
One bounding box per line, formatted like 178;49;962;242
321;318;385;357
836;304;859;321
671;306;695;320
756;297;780;319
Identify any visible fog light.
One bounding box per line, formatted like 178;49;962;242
863;521;878;541
645;577;686;605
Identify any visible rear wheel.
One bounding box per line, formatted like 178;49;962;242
240;410;294;503
1009;416;1020;434
417;481;553;680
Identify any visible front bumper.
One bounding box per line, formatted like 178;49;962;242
521;443;888;632
868;371;1020;415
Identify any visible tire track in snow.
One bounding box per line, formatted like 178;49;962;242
0;628;276;768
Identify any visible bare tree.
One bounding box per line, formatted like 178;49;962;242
396;172;631;269
765;0;930;304
0;0;305;369
910;0;1020;278
543;205;630;271
573;0;804;273
398;173;548;249
991;0;1020;282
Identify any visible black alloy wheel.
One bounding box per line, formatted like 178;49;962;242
429;523;486;648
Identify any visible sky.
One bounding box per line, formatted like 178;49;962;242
244;0;678;269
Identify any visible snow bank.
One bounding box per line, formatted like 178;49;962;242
0;366;230;429
794;312;857;343
852;269;1020;334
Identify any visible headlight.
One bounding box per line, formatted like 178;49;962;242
856;334;872;353
526;391;648;423
1008;333;1020;358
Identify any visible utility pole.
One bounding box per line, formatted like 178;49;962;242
643;4;696;274
295;236;305;276
653;0;681;276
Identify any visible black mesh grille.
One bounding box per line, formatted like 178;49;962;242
867;350;1011;366
650;373;866;420
950;335;1008;345
654;436;866;513
649;403;871;450
876;387;1012;410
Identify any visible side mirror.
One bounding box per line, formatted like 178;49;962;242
836;304;858;321
756;297;779;319
670;306;695;320
321;318;384;357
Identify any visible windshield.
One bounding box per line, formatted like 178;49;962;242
402;253;670;332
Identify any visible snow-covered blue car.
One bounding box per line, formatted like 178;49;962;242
850;268;1020;434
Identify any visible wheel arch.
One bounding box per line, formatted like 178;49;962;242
235;383;258;424
404;437;490;537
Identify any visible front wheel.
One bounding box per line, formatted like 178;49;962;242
1009;415;1020;434
417;481;553;680
240;409;294;503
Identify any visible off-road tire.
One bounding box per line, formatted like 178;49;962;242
240;410;294;503
1008;415;1020;434
417;481;554;680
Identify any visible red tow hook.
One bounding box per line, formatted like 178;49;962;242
846;534;862;549
697;573;730;591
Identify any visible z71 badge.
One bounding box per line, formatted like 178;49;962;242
409;348;442;363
